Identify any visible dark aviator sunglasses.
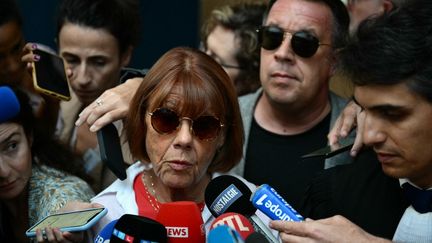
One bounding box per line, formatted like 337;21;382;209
257;26;331;58
148;107;224;141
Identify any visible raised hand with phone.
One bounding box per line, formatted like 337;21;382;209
30;47;71;101
20;0;142;194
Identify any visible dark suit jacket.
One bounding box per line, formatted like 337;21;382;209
300;148;409;239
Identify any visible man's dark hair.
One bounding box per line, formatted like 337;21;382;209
56;0;141;54
264;0;349;49
0;0;22;27
339;0;432;102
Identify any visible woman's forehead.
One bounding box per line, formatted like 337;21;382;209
149;85;222;117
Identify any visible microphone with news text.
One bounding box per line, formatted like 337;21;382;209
208;225;244;243
204;175;279;243
210;212;254;239
94;214;167;243
155;201;205;243
0;86;20;123
250;184;304;222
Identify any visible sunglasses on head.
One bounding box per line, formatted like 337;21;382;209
257;26;331;58
148;107;224;141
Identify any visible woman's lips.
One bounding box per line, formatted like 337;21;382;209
73;89;97;98
168;161;193;171
0;180;16;190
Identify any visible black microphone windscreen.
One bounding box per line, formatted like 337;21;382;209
110;214;167;243
204;175;256;217
245;232;270;243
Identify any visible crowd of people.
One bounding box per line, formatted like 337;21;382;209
0;0;431;242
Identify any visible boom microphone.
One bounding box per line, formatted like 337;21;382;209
251;184;304;222
0;86;20;123
109;214;167;243
210;212;254;239
207;225;244;243
155;201;205;243
204;175;278;243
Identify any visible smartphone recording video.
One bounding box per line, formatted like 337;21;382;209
31;48;71;101
25;207;107;237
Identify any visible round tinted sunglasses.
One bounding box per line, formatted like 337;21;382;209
257;26;331;58
148;107;224;141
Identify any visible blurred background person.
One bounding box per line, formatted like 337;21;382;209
347;0;406;33
0;0;60;137
0;0;27;88
0;85;94;243
201;2;266;96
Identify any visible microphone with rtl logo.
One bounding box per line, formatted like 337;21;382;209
250;184;304;222
210;212;254;239
204;175;279;243
207;225;244;243
155;201;205;243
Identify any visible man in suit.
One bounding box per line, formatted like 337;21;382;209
270;0;432;241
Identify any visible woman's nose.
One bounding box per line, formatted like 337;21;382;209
173;119;194;148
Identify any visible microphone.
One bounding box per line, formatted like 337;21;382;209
207;225;244;243
245;232;270;243
155;201;205;243
94;220;118;243
107;214;167;243
204;175;278;243
251;184;304;222
210;212;254;239
0;86;20;123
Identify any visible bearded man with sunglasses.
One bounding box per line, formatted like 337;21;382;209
229;0;354;211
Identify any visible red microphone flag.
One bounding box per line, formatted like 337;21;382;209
156;201;205;243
